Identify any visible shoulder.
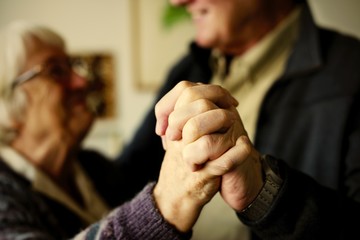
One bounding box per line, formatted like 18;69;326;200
319;28;360;92
318;27;360;63
0;160;45;230
0;159;30;191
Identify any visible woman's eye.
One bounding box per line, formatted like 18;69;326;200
49;65;70;79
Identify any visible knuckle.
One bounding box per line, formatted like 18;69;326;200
178;80;193;89
167;111;177;126
213;84;227;96
154;102;161;116
182;86;196;101
197;99;216;111
238;136;252;156
214;156;233;173
215;109;228;122
183;117;200;138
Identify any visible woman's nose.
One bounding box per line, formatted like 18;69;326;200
68;71;88;89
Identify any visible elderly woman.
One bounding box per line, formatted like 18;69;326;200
0;20;113;238
0;21;252;239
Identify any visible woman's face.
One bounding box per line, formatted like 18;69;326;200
18;38;94;144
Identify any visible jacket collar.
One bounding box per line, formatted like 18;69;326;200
282;1;322;79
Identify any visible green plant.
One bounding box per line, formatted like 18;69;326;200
161;2;190;30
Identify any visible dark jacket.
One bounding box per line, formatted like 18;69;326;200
116;2;360;239
0;150;118;239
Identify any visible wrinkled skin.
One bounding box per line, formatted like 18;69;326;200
153;81;263;232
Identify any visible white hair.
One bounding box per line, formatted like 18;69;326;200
0;20;66;144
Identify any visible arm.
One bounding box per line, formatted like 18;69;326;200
73;183;191;240
156;81;360;239
237;95;360;239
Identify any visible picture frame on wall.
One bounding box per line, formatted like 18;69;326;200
70;52;116;119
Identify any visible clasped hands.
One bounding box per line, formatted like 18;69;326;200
153;81;264;232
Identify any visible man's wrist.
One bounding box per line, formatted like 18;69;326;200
239;155;283;221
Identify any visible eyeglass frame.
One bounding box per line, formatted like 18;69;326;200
10;59;90;90
11;65;44;90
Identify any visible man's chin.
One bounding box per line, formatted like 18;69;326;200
195;35;217;50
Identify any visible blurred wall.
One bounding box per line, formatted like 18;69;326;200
0;0;359;158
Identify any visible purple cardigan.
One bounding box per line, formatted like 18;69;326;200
73;183;191;240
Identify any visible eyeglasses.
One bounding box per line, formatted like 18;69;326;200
11;59;89;90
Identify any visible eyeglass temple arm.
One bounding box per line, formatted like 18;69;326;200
11;65;43;89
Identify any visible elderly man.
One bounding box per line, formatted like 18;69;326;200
116;0;360;239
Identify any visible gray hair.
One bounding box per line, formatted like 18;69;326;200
0;20;66;144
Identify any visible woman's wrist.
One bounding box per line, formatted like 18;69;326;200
153;184;202;233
